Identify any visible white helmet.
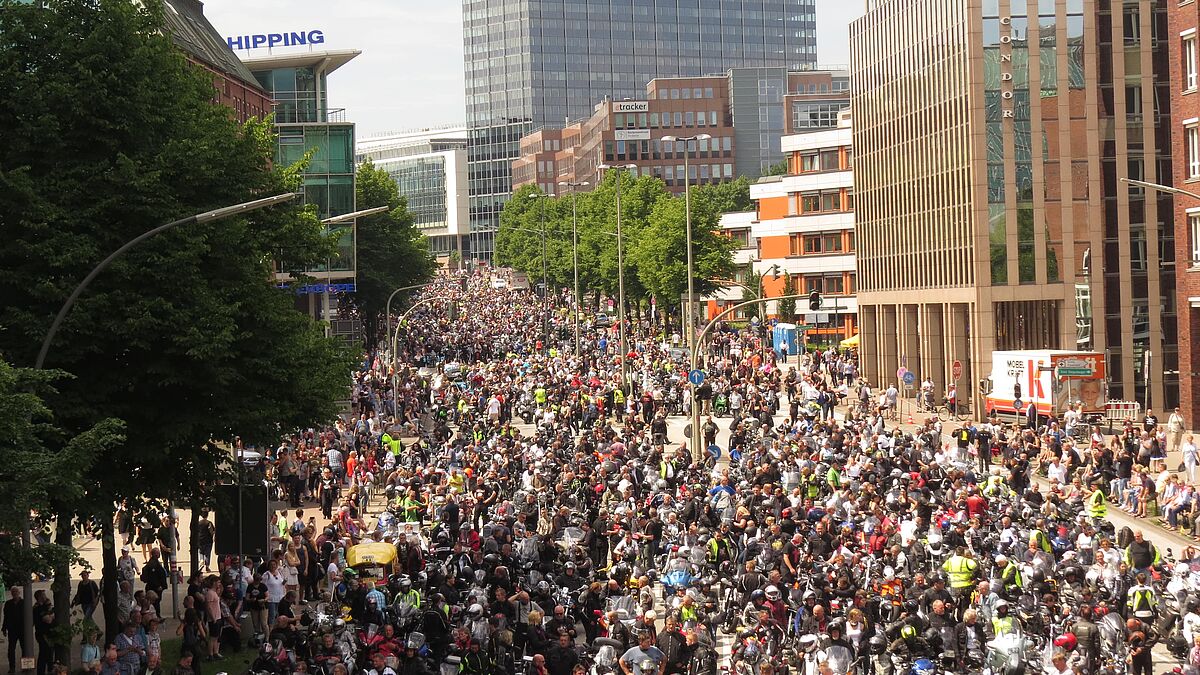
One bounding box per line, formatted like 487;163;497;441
764;585;782;602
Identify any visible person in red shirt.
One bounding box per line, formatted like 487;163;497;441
964;486;988;519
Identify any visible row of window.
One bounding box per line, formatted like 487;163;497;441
649;86;717;100
796;272;856;295
790;147;851;174
785;189;854;216
613;110;723;129
1190;214;1200;266
605;136;733;162
788;231;856;256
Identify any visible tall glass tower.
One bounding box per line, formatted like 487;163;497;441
462;0;818;260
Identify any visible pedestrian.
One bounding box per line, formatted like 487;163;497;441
72;569;101;621
3;586;26;674
194;510;215;572
32;590;54;675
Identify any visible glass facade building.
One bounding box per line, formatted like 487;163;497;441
462;0;818;260
244;51;361;320
357;128;470;259
851;0;1177;412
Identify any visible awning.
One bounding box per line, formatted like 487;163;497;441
840;334;860;348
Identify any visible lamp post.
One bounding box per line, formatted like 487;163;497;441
660;134;711;366
688;293;806;461
390;295;456;414
313;205;389;323
27;192;298;654
598;164;637;394
558;180;589;357
517;190;552;342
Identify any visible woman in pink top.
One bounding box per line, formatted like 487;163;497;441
203;577;223;660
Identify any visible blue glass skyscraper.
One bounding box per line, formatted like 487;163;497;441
462;0;818;259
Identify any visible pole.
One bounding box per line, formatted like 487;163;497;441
616;173;629;395
683;148;695;365
539;198;549;343
571;188;581;358
25;192;295;659
390;295;456;414
688;293;807;461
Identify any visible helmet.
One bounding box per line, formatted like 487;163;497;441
900;625;917;640
995;600;1010;613
827;618;845;636
467;603;484;619
868;635;887;654
1054;634;1077;651
536;581;550;594
912;658;936;675
764;585;782;602
750;590;766;603
399;577;413;592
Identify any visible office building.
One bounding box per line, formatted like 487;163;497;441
161;0;273;123
851;0;1177;413
463;0;819;261
357;127;470;263
784;69;851;134
1168;1;1200;424
513;76;736;193
243;50;360;321
748;111;857;343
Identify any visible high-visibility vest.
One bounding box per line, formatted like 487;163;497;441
1030;530;1052;554
991;616;1015;637
999;564;1022;591
1087;490;1108;519
1127;586;1157;618
943;555;977;588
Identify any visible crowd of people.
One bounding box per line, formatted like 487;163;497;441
11;268;1200;675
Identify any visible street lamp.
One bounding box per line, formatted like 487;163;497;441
521;191;552;342
1121;177;1200;200
660;134;711;366
598;163;637;395
390;295;456;415
558;180;589;357
28;192;298;649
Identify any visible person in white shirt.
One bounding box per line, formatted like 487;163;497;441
1168;408;1188;455
1183;434;1199;484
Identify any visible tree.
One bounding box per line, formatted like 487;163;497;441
690;176;753;214
0;0;356;640
629;193;739;310
0;361;124;587
353;160;437;346
762;160;789;177
777;275;797;321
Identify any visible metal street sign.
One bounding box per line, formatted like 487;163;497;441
688;369;705;386
1014;398;1024;411
952;359;963;380
902;371;916;386
896;367;908;381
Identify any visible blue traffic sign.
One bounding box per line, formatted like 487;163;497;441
688;369;705;386
902;371;916;386
1014;398;1024;411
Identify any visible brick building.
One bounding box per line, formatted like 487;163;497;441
1168;0;1200;425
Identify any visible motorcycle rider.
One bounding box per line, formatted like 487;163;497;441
993;554;1023;598
1126;571;1158;623
942;546;978;614
953;608;987;672
987;600;1021;639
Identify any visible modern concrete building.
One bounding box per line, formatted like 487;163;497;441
462;0;819;261
783;69;851;134
749;111;857;343
244;50;360;321
356;127;470;263
512;76;736;194
1168;0;1200;426
851;0;1177;413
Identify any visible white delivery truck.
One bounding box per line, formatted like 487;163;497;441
981;350;1107;422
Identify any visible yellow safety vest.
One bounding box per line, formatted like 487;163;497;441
943;555;977;589
991;616;1015;637
1087;490;1108;519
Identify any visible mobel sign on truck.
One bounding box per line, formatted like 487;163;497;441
982;350;1106;421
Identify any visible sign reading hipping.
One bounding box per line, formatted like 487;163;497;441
227;30;325;51
612;101;649;113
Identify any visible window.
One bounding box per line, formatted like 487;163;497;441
685;111;695;126
800;153;819;172
710;111;718;126
682;87;691;99
821;192;839;212
803;235;822;253
804;277;822;293
788;194;799;216
845;191;855;210
847;231;856;251
824;275;844;294
820;149;840;170
693;88;702;99
1123;6;1140;45
1188;125;1200;179
801;193;821;212
696;111;706;127
704;87;714;99
823;233;843;252
674;112;683;127
1185;34;1198;91
670;89;679;99
650;113;659;128
1191;213;1200;265
789;234;802;256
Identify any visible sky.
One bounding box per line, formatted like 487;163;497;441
203;1;866;138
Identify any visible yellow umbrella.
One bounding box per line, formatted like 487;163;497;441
840;334;860;348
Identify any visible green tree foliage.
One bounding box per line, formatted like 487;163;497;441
762;160;789;176
353;161;437;346
777;274;797;320
0;0;356;635
497;174;740;311
0;361;124;585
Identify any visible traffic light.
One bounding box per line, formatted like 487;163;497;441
808;290;822;311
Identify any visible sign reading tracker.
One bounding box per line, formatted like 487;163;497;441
227;29;326;51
